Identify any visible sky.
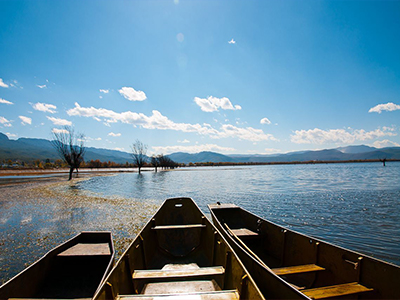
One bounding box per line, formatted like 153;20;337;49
1;0;400;155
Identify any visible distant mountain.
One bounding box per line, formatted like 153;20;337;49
168;151;235;164
336;145;376;154
1;132;400;164
168;146;400;164
0;134;133;164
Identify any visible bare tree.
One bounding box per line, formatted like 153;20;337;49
51;126;86;180
150;155;160;172
131;140;148;174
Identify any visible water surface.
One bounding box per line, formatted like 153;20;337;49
0;162;399;283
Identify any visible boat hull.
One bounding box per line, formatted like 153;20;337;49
0;231;114;299
209;203;400;299
94;197;264;300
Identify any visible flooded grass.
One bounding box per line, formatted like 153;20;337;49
0;176;158;284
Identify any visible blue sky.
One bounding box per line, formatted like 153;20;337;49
1;0;400;155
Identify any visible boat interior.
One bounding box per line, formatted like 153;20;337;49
210;204;399;300
95;198;263;300
0;232;114;299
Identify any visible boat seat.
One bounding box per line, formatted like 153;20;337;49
272;264;325;276
57;243;111;256
151;224;206;230
230;228;259;238
117;290;239;300
302;282;373;299
133;266;225;280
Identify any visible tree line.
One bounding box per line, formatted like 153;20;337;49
50;127;179;180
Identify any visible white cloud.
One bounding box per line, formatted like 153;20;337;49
19;116;32;125
260;117;271;125
5;132;17;138
108;132;121;137
67;102;276;142
0;98;13;105
263;148;282;154
372;140;400;148
46;116;72;126
291;127;396;145
0;116;12;127
118;87;146;101
369;102;400;113
228;39;236;44
52;128;69;134
194;96;242;112
36;84;46;89
152;144;236;155
178;139;190;143
0;78;9;88
100;89;109;94
113;147;125;151
32;102;57;113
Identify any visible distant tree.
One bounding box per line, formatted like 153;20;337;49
52;126;86;180
131;139;148;174
150;155;160;172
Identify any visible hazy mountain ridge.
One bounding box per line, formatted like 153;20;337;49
1;132;399;164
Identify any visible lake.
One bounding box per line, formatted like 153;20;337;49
1;162;399;283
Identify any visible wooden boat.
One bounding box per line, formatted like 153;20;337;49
0;231;114;299
209;203;400;300
93;197;265;300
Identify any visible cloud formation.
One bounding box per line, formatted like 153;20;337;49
372;139;400;148
369;102;400;113
100;89;109;94
291;127;396;144
0;98;13;105
108;132;121;137
228;39;236;44
52;128;69;134
46;116;72;126
36;84;46;89
0;78;9;88
67;102;275;142
0;116;12;127
19;116;32;125
119;87;147;101
152;143;236;155
32;102;57;113
194;96;242;112
260;117;271;125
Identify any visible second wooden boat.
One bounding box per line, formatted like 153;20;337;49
209;203;400;299
94;197;266;300
0;231;114;299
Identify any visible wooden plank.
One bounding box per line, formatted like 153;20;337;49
151;224;206;230
118;290;239;300
57;243;111;256
302;282;373;299
133;266;225;280
272;264;325;276
231;228;259;237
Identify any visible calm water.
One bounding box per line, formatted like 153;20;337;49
1;162;399;283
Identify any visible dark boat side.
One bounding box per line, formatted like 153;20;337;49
0;231;114;300
209;203;400;300
94;197;266;300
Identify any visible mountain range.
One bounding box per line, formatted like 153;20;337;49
1;132;400;164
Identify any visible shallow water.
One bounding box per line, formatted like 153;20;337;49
0;162;399;283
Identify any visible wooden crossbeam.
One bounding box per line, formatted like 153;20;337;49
302;282;373;299
133;266;225;280
117;290;239;300
151;224;206;230
272;264;325;276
